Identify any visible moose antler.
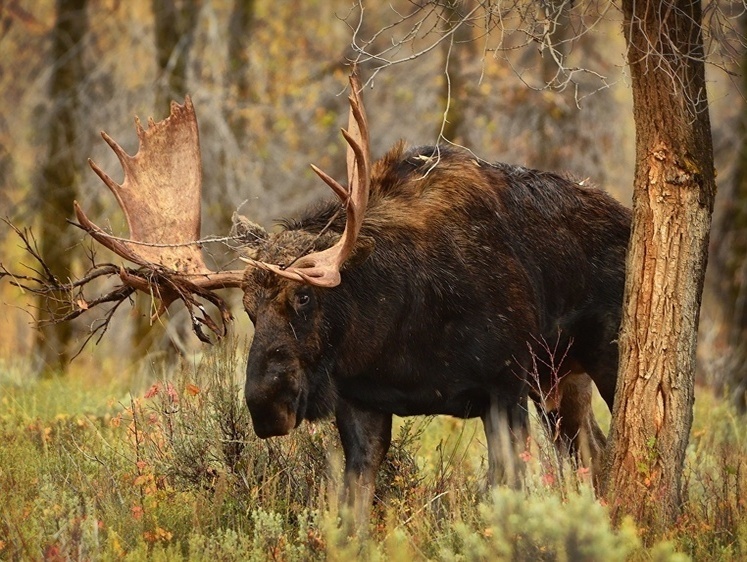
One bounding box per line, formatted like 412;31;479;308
2;70;371;350
72;97;245;342
243;72;371;288
84;98;208;272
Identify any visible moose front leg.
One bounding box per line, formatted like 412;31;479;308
481;393;529;489
335;400;392;528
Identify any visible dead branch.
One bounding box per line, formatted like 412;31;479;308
1;218;234;350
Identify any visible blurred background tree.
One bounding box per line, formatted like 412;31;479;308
152;0;200;114
705;9;747;413
34;0;89;375
0;0;743;393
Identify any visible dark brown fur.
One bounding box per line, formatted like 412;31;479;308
242;143;631;518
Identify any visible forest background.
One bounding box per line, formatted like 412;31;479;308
1;0;747;560
1;0;744;387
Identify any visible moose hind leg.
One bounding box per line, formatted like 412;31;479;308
481;394;530;489
541;372;607;489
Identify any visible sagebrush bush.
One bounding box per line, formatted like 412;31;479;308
678;392;747;560
432;488;637;562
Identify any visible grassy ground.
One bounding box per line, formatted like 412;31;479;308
0;342;745;561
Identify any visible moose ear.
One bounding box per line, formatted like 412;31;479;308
232;212;268;247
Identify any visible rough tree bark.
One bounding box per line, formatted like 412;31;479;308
35;0;89;375
604;0;716;530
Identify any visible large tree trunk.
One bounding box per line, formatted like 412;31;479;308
604;0;716;531
35;0;89;375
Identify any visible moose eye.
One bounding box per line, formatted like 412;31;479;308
294;290;312;311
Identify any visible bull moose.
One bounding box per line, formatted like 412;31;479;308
58;72;631;520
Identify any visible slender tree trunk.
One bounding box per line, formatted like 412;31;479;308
35;0;89;375
152;0;200;113
134;0;200;358
439;0;475;144
604;0;716;531
708;13;747;412
536;0;572;172
227;0;257;136
215;0;257;230
724;24;747;411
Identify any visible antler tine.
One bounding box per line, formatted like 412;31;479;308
310;164;348;202
345;78;370;190
88;141;123;193
247;69;371;288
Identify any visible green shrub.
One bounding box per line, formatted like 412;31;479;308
436;488;641;562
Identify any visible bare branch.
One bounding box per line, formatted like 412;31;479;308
343;0;744;111
1;218;235;350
